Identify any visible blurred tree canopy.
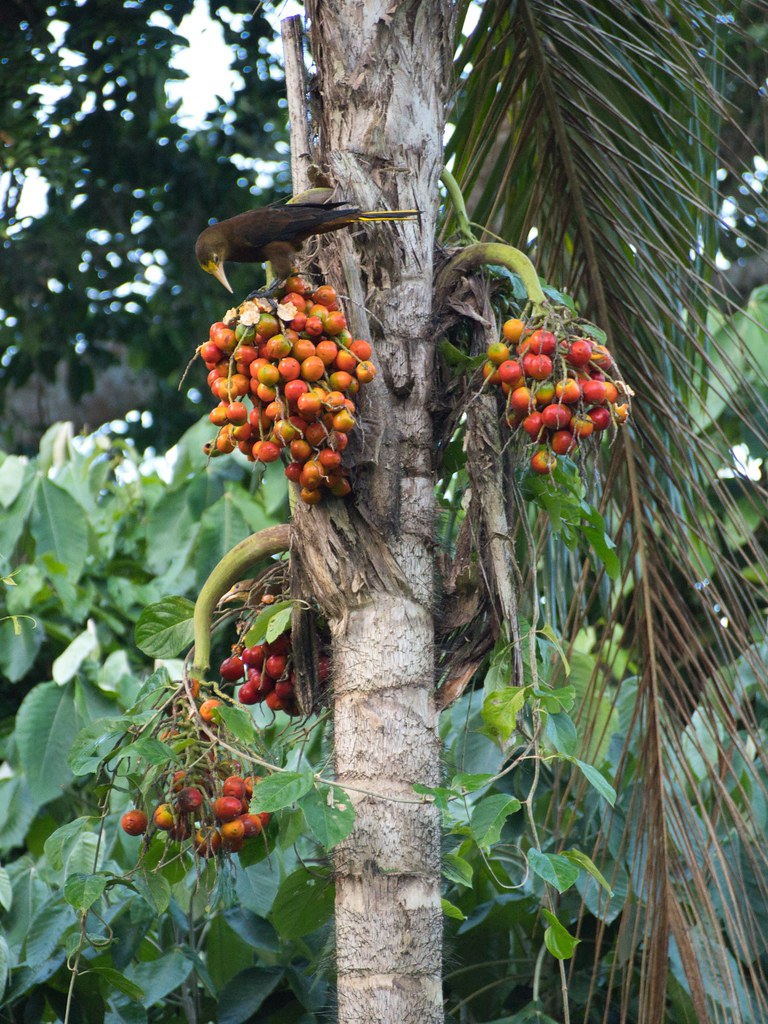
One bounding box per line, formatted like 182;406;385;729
0;0;289;453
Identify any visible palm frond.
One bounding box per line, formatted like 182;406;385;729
449;1;768;1021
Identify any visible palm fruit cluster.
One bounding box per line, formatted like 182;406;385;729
484;316;630;474
200;276;377;504
217;622;330;717
120;763;271;859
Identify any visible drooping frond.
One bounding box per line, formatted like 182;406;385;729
447;2;768;1021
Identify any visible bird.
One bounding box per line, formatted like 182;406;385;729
195;197;420;293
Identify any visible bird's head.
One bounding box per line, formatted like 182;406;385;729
195;230;233;293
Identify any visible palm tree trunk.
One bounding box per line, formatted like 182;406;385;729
291;2;455;1020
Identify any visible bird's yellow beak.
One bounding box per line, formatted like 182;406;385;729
202;259;233;294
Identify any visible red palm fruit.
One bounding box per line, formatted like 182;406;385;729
313;284;338;307
541;404;572;430
278;357;301;381
565;339;593;366
603;381;619;403
534;382;556;407
297;392;322;420
194;827;221;858
522;353;553;380
265;654;287;679
300;487;323;505
356;361;377;383
266;634;290;656
521;329;557;355
304;315;324;337
304;422;328;447
199;698;222;723
486;341;510;365
328;370;353;391
284;463;302;483
482;361;501;383
350;339;372;360
256;313;279;339
220;655;245;681
275;678;295;699
220;819;245;850
588;406;611;430
265;691;287;711
315;340;339;365
284;379;308;404
223;777;247;800
254;441;281;463
522;412;545;439
550;430;576;455
498;360;524;386
318;448;342;470
212;797;243;823
234;344;258;366
242;644;265;668
582;379;607;404
555;379;581;404
177;787;204;813
324;310;347;336
508;386;532;413
301;356;326;381
153;804;175;831
238;680;260;705
121;810;148;836
289;439;312;462
334;349;358;373
239;813;262;838
200;341;222;363
530;448;557;475
209;405;229;427
570;414;594;438
332;409;356;432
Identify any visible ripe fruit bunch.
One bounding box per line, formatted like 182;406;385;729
484;316;631;475
200;276;377;504
120;768;271;859
218;622;331;716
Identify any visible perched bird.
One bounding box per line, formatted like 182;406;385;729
195;200;420;292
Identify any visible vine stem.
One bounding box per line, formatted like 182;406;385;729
190;524;290;678
435;242;549;315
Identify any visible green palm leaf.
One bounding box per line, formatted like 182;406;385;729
448;2;768;1021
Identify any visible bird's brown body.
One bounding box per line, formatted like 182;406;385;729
195;201;419;292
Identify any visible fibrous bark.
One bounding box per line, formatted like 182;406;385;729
290;2;455;1021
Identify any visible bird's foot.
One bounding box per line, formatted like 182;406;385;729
244;279;285;309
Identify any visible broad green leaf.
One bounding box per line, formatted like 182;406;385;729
537;624;570;676
0;615;42;683
134;597;195;658
482;687;527;742
91;967;145;1002
527;849;580;893
68;719;127;776
203;914;254;992
545;711;577;755
443;852;474;887
235;860;281;918
63;873;108;912
300;785;356;850
117;736;176;768
0;454;26;508
16;683;79;803
0;866;12;911
0;935;8;997
562;849;612;896
451;772;495;793
24;902;73;966
133;873;171;915
31;478;89;580
216;705;257;745
52;628;98;685
249;770;314;812
542;909;579;960
573;758;616;806
125;950;192;1008
441;897;466;921
243;601;294;647
44;817;97;870
265;605;293;643
270;867;334;939
531;684;575;714
470;794;521;850
217;967;284;1024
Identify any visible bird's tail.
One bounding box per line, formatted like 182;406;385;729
357;209;421;222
